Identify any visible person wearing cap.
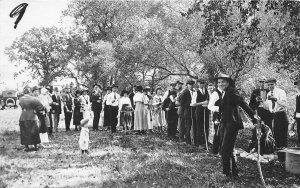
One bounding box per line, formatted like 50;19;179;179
106;84;120;133
118;90;133;131
19;86;45;151
153;87;164;132
265;78;288;148
79;118;90;154
162;90;178;138
216;73;259;177
190;79;210;148
247;77;272;152
208;80;224;155
291;79;300;145
73;90;83;131
62;86;73;131
103;86;112;130
162;82;177;101
90;84;103;131
51;87;62;133
133;85;147;134
32;86;40;97
249;77;269;111
177;79;195;144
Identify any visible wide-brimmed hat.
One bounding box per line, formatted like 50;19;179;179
196;79;206;83
294;79;300;85
176;81;183;85
46;85;53;91
170;82;176;86
80;118;89;127
75;90;82;95
23;86;31;94
258;77;267;82
169;90;177;96
144;86;151;91
266;78;277;84
215;73;233;82
32;86;40;92
136;85;143;92
93;83;101;88
111;84;118;88
186;79;195;85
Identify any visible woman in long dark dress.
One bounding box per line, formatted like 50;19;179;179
162;90;178;138
19;86;44;151
73;90;83;131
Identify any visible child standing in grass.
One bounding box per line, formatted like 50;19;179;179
79;118;90;154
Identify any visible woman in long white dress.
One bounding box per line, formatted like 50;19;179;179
133;86;147;134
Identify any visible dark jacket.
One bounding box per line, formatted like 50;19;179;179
90;93;102;111
177;89;192;119
249;88;269;110
162;97;178;122
295;95;300;119
51;94;62;114
221;87;255;130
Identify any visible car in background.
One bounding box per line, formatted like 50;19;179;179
0;90;18;109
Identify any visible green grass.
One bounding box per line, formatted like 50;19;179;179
0;109;300;187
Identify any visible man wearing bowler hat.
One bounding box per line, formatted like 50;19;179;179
106;84;120;133
216;73;259;177
177;79;195;144
265;78;289;148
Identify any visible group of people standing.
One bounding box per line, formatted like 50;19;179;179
17;73;300;178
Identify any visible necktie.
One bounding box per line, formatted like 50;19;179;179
221;91;224;98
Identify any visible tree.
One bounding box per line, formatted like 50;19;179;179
5;27;71;86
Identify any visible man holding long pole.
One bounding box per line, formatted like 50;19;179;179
216;73;260;177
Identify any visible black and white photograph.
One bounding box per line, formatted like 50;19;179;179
0;0;300;187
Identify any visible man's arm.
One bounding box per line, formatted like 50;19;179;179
208;92;219;112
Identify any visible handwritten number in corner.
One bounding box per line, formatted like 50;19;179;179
9;3;28;29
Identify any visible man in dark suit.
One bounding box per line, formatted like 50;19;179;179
249;77;272;127
217;73;260;177
62;86;73;131
51;87;62;132
178;79;195;144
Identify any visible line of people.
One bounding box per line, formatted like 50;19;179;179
18;73;300;178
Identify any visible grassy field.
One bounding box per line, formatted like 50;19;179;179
0;108;300;188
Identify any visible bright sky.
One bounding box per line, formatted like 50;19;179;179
0;0;71;90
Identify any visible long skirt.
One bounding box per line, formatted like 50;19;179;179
38;113;49;133
147;108;153;130
79;127;89;150
134;102;147;131
73;106;83;125
153;108;163;127
120;105;133;130
19;120;41;145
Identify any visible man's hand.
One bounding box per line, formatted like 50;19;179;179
253;114;261;121
190;103;196;107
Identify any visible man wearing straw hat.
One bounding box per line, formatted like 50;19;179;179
216;73;260;177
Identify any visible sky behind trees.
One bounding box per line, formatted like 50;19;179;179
0;0;70;90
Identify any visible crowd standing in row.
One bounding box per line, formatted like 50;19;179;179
18;73;300;178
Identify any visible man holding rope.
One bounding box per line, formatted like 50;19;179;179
216;73;260;177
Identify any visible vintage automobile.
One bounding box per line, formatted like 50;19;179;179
1;90;18;109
